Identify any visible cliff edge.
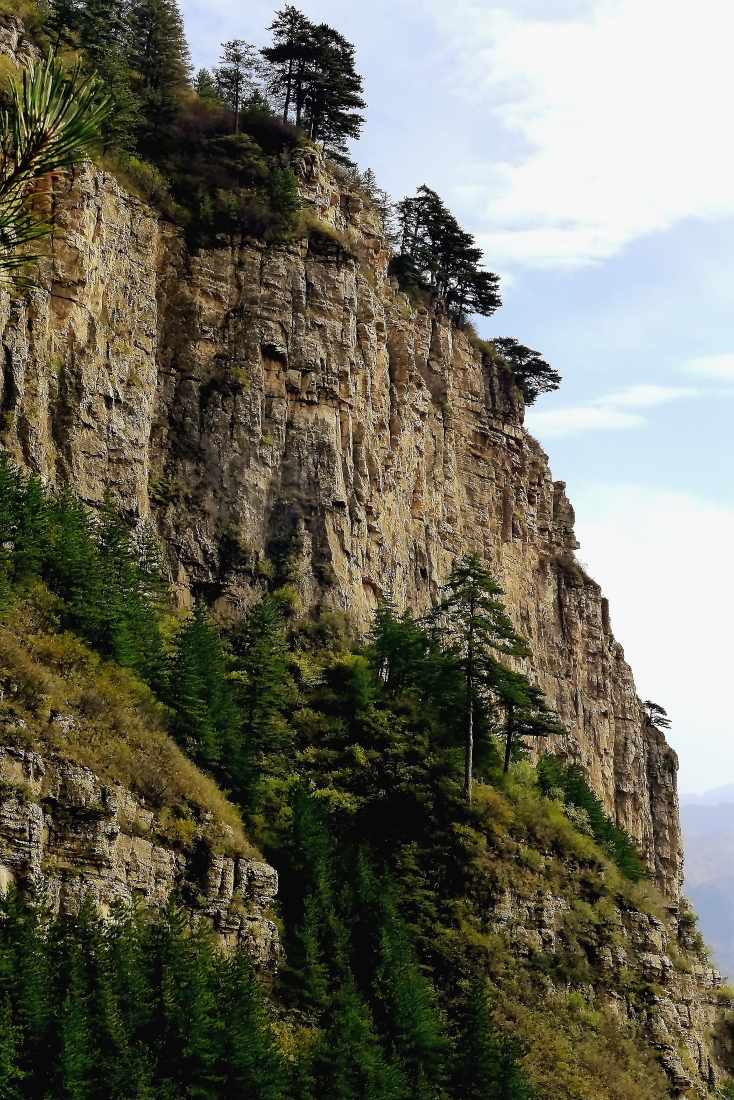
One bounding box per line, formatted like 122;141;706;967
0;151;680;898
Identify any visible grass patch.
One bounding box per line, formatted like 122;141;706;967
0;586;255;858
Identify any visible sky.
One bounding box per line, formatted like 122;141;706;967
180;0;734;795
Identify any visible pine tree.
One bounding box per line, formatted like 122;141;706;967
644;699;671;730
316;977;400;1100
223;951;286;1100
394;187;501;323
485;661;564;775
167;599;240;769
229;595;290;780
261;6;315;124
372;889;447;1100
433;553;529;796
299;24;366;156
452;981;533;1100
214;40;262;133
261;9;365;158
127;0;191;156
492;338;562;406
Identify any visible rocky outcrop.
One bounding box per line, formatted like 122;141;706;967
0;21;723;1091
492;881;724;1096
0;745;278;969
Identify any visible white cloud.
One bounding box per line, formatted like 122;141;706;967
595;385;698;408
524;406;642;437
525;383;695;437
573;485;734;793
684;353;734;380
426;0;734;267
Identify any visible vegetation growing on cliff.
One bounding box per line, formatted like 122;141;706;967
0;54;111;287
0;461;699;1098
0;1;563;404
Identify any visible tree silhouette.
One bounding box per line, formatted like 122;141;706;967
492;337;562;406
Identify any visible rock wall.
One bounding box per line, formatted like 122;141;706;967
0;745;278;969
0;154;682;897
494;878;724;1096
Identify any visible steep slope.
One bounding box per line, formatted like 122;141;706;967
0;19;727;1084
0;151;679;897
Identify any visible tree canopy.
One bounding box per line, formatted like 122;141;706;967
393;185;502;323
261;6;366;160
492;337;562;406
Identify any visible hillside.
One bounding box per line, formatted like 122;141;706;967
681;790;734;983
0;9;732;1098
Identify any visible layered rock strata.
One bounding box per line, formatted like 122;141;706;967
0;745;278;967
494;881;724;1097
0;155;680;897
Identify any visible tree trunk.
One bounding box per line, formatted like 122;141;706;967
282;59;294;123
465;597;474;799
503;705;514;773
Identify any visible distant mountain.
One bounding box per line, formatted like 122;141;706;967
681;784;734;806
681;794;734;981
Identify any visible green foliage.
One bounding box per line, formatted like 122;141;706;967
0;54;112;287
392;186;502;323
0;458;167;687
431;553;563;788
213;39;261;132
0;889;285;1098
537;755;650;882
127;0;191;158
492;337;562;406
261;6;366;161
0;465;670;1098
452;980;533;1100
166;598;242;769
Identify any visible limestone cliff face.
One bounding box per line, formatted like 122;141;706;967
0;745;278;969
0;154;680;898
0;40;725;1088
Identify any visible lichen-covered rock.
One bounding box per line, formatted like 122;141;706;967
0;746;278;970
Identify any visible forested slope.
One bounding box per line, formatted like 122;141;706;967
0;4;731;1097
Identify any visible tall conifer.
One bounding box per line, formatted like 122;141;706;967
127;0;191;156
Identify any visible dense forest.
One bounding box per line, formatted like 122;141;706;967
0;458;684;1099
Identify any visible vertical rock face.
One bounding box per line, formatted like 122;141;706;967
0;747;279;970
0;154;682;896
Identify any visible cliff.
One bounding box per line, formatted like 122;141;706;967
0;153;679;897
0;29;727;1082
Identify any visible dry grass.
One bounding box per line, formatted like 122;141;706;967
0;586;257;858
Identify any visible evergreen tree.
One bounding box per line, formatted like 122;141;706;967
45;0;82;53
394;187;501;323
127;0;191;156
433;553;529;797
167;599;240;769
452;981;533;1100
222;951;286;1100
229;595;291;787
214;40;262;133
195;68;222;102
262;9;365;158
644;699;671;730
261;6;316;125
300;24;366;155
492;338;562;406
371;887;447;1100
489;663;564;774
